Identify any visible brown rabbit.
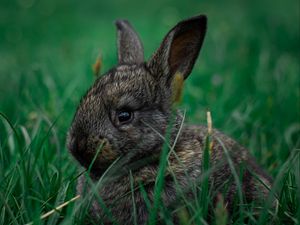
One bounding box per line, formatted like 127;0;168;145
67;15;272;224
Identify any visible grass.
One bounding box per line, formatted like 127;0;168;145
0;0;299;224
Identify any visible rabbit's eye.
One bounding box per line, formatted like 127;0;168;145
117;110;133;123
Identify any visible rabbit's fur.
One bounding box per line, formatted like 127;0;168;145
67;15;272;224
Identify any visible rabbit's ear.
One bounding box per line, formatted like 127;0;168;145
115;20;144;64
147;15;207;82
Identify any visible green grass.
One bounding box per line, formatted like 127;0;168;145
0;0;299;224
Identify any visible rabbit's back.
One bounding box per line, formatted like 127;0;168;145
182;125;272;204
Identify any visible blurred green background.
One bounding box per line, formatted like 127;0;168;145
1;0;299;168
0;0;300;171
0;0;299;223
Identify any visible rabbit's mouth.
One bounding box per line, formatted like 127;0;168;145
84;138;120;172
68;134;120;175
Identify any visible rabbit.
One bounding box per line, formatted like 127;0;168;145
67;15;273;224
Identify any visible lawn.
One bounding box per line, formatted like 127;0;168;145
0;0;299;224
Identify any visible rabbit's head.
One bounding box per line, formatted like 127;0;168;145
67;15;207;176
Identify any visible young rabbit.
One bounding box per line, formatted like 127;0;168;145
67;15;272;224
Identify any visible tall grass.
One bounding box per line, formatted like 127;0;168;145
0;108;299;224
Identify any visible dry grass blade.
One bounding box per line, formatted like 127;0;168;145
25;195;81;225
